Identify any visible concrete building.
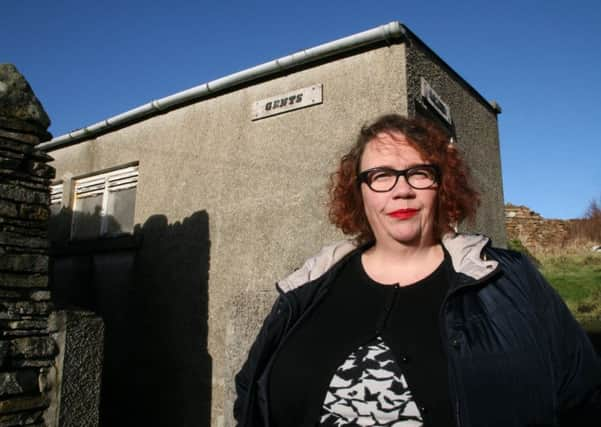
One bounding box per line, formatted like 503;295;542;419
40;22;506;426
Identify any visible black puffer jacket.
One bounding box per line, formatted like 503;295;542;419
234;234;601;426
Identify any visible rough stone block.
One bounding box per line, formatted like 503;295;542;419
0;232;48;250
0;254;48;273
0;151;25;171
11;336;57;359
0;370;39;397
0;219;47;237
0;183;49;205
10;359;53;368
0;129;40;145
0;340;8;363
2;331;42;339
0;114;49;135
9;178;50;193
30;150;52;163
18;204;49;222
0;168;13;177
1;319;48;331
28;161;55;179
0;409;43;426
0;289;20;298
0;301;52;319
0;149;24;160
0;137;32;154
0;172;49;186
2;330;47;339
2;247;47;257
0;64;50;133
14;336;56;359
0;395;48;414
0;202;18;218
29;291;50;302
0;273;47;289
0;158;22;170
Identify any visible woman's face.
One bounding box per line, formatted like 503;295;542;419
359;131;438;248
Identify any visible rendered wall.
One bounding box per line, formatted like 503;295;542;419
48;44;409;426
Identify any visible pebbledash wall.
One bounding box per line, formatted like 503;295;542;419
39;22;506;426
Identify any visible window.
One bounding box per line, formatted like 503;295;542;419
50;183;64;216
71;165;138;239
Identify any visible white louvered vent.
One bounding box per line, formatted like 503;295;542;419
74;166;138;198
71;166;138;239
50;184;63;206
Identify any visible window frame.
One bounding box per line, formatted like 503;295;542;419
70;164;139;239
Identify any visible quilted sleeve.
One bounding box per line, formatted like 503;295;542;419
519;254;601;424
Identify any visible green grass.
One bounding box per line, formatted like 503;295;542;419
507;239;540;266
539;253;601;320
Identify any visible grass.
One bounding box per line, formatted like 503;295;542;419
509;238;601;330
537;250;601;322
541;254;601;304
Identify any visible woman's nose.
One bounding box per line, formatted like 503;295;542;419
391;175;415;198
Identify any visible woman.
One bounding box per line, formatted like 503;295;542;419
235;114;601;426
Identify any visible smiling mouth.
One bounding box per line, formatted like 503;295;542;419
387;209;418;219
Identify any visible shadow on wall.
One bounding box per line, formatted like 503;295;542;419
48;209;212;427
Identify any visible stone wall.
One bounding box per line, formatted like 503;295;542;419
505;204;570;251
0;64;104;427
0;64;58;426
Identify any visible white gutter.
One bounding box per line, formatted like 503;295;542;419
39;21;405;151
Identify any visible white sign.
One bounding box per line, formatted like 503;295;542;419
252;84;323;121
420;78;452;125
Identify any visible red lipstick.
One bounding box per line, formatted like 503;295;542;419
387;209;418;220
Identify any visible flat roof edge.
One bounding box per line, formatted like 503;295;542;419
39;21;406;152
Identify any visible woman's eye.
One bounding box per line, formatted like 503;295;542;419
370;171;394;181
410;169;433;180
411;171;428;179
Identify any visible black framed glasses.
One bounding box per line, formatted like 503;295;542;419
357;164;441;192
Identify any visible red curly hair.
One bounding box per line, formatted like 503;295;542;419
328;114;480;244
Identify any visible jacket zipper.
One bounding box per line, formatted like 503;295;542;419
439;264;502;427
439;283;461;427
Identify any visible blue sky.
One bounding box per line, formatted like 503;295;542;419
5;1;601;219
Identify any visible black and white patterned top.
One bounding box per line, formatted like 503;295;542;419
320;337;423;426
268;250;453;427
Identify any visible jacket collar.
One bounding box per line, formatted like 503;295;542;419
442;233;499;281
277;233;499;293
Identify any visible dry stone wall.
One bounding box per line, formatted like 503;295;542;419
505;204;570;251
0;64;57;427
